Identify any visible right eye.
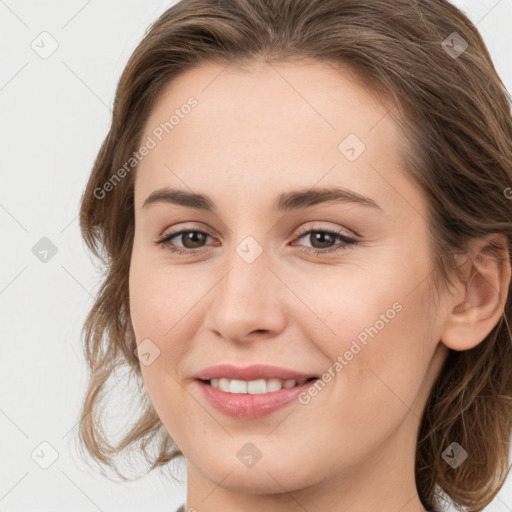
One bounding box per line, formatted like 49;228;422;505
155;229;216;254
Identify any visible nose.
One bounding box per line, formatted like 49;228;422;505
203;247;289;343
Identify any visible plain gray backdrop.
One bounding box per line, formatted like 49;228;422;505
1;0;511;510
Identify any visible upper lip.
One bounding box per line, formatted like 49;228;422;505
194;364;318;382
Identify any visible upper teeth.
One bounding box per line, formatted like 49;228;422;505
209;378;309;394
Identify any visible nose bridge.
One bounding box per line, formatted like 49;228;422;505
204;239;288;342
227;243;273;303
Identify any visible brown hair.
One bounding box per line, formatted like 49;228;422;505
77;0;512;510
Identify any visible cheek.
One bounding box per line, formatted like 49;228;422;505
290;265;418;357
128;247;200;341
128;249;214;381
298;261;435;415
129;252;178;394
128;254;193;434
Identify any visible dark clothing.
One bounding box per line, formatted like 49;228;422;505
175;502;440;511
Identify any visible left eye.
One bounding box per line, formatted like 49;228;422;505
293;229;357;254
155;228;357;255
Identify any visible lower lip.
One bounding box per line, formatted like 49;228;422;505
196;379;318;419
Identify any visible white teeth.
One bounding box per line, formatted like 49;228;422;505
229;379;247;393
209;377;310;394
248;379;266;394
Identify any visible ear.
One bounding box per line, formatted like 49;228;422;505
441;234;511;351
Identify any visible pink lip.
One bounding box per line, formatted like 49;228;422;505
196;379;319;419
194;363;317;381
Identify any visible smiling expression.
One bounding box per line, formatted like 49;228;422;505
128;59;449;506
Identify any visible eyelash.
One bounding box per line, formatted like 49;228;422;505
154;225;357;256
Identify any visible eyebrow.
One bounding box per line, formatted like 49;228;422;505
142;186;382;212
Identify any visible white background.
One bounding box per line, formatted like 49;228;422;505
1;1;511;510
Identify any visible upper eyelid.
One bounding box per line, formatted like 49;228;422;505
295;224;356;238
160;222;354;237
160;224;213;240
160;224;357;246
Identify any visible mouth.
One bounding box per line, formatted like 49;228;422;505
198;376;319;394
196;376;320;419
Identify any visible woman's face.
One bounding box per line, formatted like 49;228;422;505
129;60;449;509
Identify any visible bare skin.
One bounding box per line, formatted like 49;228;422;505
128;59;510;512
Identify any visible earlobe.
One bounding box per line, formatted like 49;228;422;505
441;234;511;352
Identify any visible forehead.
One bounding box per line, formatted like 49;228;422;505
134;59;424;220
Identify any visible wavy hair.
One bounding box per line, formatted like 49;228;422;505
77;0;512;510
